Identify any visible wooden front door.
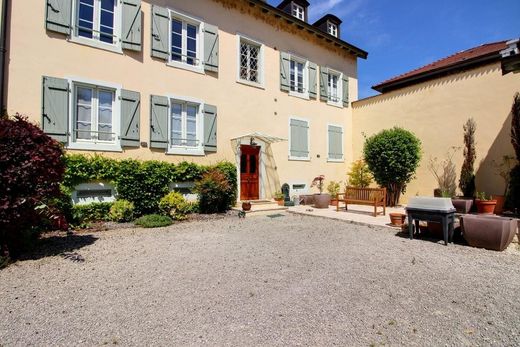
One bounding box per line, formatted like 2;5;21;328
240;145;260;200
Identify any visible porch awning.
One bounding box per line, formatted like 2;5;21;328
230;132;287;144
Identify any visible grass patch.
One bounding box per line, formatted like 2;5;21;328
134;214;173;228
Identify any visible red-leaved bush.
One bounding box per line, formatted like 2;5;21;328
0;114;65;257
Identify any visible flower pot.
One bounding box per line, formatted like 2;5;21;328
313;194;331;209
242;202;251;211
427;221;443;238
492;195;505;215
330;199;338;207
300;194;315;205
274;198;284;206
451;198;473;214
389;213;406;226
475;199;497;214
462;215;517;251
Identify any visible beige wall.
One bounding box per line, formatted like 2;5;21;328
5;0;359;199
352;62;520;203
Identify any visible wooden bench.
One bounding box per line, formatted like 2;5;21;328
336;187;387;217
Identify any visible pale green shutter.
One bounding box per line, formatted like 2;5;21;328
280;52;291;92
122;0;142;51
45;0;72;35
320;66;328;101
290;119;309;158
203;24;219;72
342;76;349;107
121;90;140;147
203;104;217;152
42;76;69;143
150;95;169;149
328;125;343;160
308;62;317;99
151;5;169;60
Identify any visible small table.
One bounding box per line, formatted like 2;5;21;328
406;207;456;245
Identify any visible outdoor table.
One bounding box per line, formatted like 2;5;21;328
406;197;456;245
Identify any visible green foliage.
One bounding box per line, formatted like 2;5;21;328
72;202;113;226
195;168;235;213
211;161;238;203
274;191;284;199
109;200;135;222
347;160;373;188
459;118;477;197
135;214;173;228
159;192;191;220
326;181;341;198
363;127;421;206
506;164;520;211
476;192;490;201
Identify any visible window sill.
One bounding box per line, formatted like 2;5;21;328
327;158;345;163
327;100;344;108
167;146;205;156
288;156;311;162
289;91;310;100
68;36;123;55
236;79;265;90
167;61;205;75
67;142;123;152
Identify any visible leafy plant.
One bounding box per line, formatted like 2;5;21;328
72;202;113;226
428;148;458;198
195;169;235;214
326;181;341;198
311;175;325;194
507;93;520;211
476;192;491;201
0;114;65;258
492;155;516;196
109;199;135;222
135;214;173;228
347;160;373;188
363;127;421;206
159;192;192;220
274;191;284;200
459;118;477;197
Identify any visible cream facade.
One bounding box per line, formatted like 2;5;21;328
353;62;520;202
4;0;366;201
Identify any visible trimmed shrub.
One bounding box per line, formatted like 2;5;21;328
363;127;421;206
347;159;373;188
0;114;65;257
507;93;520;212
135;214;173;228
72;202;113;226
459;118;477;197
159;192;190;220
109;199;135;222
195;169;234;213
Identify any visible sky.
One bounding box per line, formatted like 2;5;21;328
267;0;520;99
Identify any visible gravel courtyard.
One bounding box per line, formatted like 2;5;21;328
1;213;519;346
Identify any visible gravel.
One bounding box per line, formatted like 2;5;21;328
1;213;520;346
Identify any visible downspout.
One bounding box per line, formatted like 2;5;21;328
0;0;8;115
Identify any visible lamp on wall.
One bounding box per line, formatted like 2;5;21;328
250;137;258;147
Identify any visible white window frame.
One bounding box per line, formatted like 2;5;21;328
71;182;116;205
327;68;343;108
288;53;310;100
167;8;205;74
291;3;305;21
236;33;265;89
66;76;122;152
166;94;205;156
69;0;123;54
327;123;344;163
288;116;311;161
327;22;338;37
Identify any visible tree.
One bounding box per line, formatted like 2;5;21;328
507;93;520;211
458;118;477;197
347;160;373;188
363;127;421;206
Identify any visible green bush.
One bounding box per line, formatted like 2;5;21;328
347;159;373;188
459;118;477;197
506;165;520;212
135;214;173;228
72;202;113;226
159;192;191;220
109;199;135;222
363;127;421;206
195;168;235;213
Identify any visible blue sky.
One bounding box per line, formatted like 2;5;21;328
267;0;520;98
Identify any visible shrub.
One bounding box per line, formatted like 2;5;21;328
347;160;373;188
326;181;341;198
159;192;191;220
363;127;421;206
0;114;65;257
135;214;173;228
507;93;520;211
72;202;113;226
311;175;325;194
195;169;234;213
109;200;135;222
459;118;477;197
428;149;458;198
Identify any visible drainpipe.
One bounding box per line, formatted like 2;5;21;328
0;0;8;115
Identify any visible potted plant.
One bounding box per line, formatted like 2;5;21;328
389;213;406;226
462;214;517;251
327;181;341;206
242;201;252;211
492;155;516;215
311;175;330;208
456;118;477;212
475;192;497;214
274;191;285;206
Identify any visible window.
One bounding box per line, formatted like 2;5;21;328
168;97;204;155
289;118;310;161
75;0;120;48
327;125;344;162
289;56;309;98
238;36;263;86
291;3;305;21
71;182;116;205
327;70;343;106
74;84;116;143
169;10;203;71
327;22;338;37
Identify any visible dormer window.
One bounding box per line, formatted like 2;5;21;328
327;22;338;37
292;3;305;20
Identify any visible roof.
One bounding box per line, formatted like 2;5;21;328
277;0;310;9
373;40;509;93
313;14;343;27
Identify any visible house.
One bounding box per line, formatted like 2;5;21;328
1;0;367;202
353;39;520;202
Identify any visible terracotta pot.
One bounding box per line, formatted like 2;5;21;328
275;198;284;206
462;215;517;251
313;194;331;209
451;198;473;214
475;199;497;214
330;199;338;207
492;195;505;215
242;202;252;211
389;213;406;226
